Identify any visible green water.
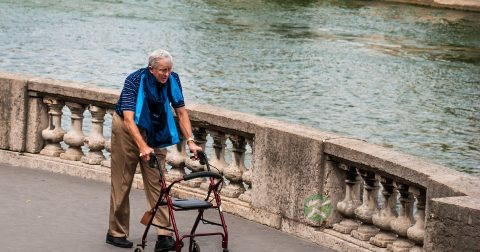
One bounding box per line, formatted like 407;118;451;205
0;0;479;173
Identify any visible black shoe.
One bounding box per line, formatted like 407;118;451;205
106;233;133;248
155;235;176;252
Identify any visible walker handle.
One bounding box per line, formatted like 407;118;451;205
183;171;223;181
197;150;208;166
148;153;159;169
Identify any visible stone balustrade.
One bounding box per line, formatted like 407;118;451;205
1;73;479;252
329;158;426;251
166;127;253;201
322;139;480;252
34;97;113;168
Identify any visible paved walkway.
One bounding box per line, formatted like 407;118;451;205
0;163;334;252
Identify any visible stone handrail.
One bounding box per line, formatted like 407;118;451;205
323;139;480;251
1;72;479;252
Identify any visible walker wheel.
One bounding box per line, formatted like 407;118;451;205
192;241;201;252
133;247;144;252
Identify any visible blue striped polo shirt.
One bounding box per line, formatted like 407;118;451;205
115;68;185;117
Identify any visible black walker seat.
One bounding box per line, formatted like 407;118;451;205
171;198;213;210
134;150;229;252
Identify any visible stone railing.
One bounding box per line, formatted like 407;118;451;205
165;126;254;202
325;148;428;251
1;72;479;252
1;74;118;166
321;139;480;251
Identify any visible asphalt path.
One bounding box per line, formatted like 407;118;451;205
0;163;333;252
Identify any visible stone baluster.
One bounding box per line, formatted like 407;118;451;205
352;169;380;241
40;97;65;157
370;177;398;247
60;102;86;161
200;130;228;191
184;127;208;187
101;109;114;168
407;187;426;246
239;139;253;203
81;105;106;165
166;138;187;181
238;167;252;202
209;130;228;174
333;165;362;234
388;183;415;251
222;135;246;198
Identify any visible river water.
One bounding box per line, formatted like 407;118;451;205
0;0;479;174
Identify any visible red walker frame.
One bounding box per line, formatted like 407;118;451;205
134;151;229;252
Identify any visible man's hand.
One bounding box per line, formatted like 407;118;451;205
187;141;202;159
139;146;154;161
123;111;154;162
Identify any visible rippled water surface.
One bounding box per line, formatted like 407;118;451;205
0;0;479;173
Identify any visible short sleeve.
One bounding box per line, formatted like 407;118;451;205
168;72;185;108
119;69;142;112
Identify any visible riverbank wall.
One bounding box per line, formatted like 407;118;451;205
1;72;479;251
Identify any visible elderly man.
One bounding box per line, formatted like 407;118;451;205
106;49;202;251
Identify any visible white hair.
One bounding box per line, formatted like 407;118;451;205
148;49;173;68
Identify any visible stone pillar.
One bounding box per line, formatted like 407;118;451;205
424;196;480;251
81;105;106;165
209;130;228;174
184;127;207;187
407;187;426;246
222;135;246;198
333;165;362;234
102;138;112;167
352;169;380;241
239;140;253;203
322;157;346;227
60;102;86;161
370;177;398;247
388;183;415;251
40;97;65;157
25;92;48;153
0;78;28;152
238;167;252;202
166;138;187;181
200;130;228;190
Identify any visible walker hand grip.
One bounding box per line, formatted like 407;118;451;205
183;171;223;181
149;153;158;168
197;150;207;165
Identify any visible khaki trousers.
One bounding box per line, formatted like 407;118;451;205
108;112;172;237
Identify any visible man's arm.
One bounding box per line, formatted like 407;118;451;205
175;106;202;157
123;111;154;161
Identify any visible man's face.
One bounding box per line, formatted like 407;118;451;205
149;58;172;84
